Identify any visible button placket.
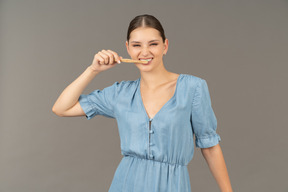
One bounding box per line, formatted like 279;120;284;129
148;118;154;159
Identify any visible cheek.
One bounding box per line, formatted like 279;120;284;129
152;47;163;56
129;48;140;56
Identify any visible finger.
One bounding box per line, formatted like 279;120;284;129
93;54;100;64
102;50;115;65
98;51;109;65
107;50;121;63
100;50;110;64
96;55;105;65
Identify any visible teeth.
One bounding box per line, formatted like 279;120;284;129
140;58;152;61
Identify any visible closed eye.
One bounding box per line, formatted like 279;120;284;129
132;43;158;47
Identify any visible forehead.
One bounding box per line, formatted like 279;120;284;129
129;27;162;42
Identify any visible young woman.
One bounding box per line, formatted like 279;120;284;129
52;14;233;192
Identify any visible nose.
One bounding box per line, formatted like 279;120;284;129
140;46;150;57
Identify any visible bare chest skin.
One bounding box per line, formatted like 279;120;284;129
140;74;180;119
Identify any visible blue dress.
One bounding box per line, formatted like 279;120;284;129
78;73;221;192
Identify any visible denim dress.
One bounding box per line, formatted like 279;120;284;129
78;74;221;192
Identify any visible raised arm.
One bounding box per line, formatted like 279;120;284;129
201;143;233;192
52;50;121;117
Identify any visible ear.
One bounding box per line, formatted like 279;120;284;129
125;41;130;56
163;38;169;55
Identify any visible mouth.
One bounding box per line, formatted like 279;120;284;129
139;57;153;64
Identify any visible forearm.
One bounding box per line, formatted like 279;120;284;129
201;144;233;192
52;66;100;114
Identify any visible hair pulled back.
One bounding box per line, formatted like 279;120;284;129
127;14;166;43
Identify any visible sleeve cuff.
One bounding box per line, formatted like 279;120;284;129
195;134;221;148
78;95;97;120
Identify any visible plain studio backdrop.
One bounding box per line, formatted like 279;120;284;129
0;0;287;191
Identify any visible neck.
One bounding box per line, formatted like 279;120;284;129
139;65;174;89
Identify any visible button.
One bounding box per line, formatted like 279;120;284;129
149;154;154;159
149;143;154;146
149;130;154;134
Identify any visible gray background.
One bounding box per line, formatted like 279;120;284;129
1;0;287;191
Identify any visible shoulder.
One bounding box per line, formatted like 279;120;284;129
109;78;139;94
117;78;139;88
180;73;205;88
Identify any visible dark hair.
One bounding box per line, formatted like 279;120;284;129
127;14;166;43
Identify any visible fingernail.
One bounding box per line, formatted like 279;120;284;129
118;60;121;64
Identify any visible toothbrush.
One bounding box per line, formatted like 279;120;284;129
120;58;148;64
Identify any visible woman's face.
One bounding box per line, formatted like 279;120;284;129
126;27;168;71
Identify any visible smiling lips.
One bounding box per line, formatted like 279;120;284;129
139;58;153;64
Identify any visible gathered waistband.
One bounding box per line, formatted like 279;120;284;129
123;154;187;167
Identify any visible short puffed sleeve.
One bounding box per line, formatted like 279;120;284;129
191;78;221;148
78;81;120;120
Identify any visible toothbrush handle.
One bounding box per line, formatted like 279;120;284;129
120;58;148;64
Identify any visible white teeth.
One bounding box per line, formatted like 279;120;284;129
140;58;152;61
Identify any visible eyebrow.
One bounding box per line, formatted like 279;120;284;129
130;40;160;43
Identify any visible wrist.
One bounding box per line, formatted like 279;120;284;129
87;66;101;74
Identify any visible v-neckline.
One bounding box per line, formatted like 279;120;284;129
138;74;183;121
